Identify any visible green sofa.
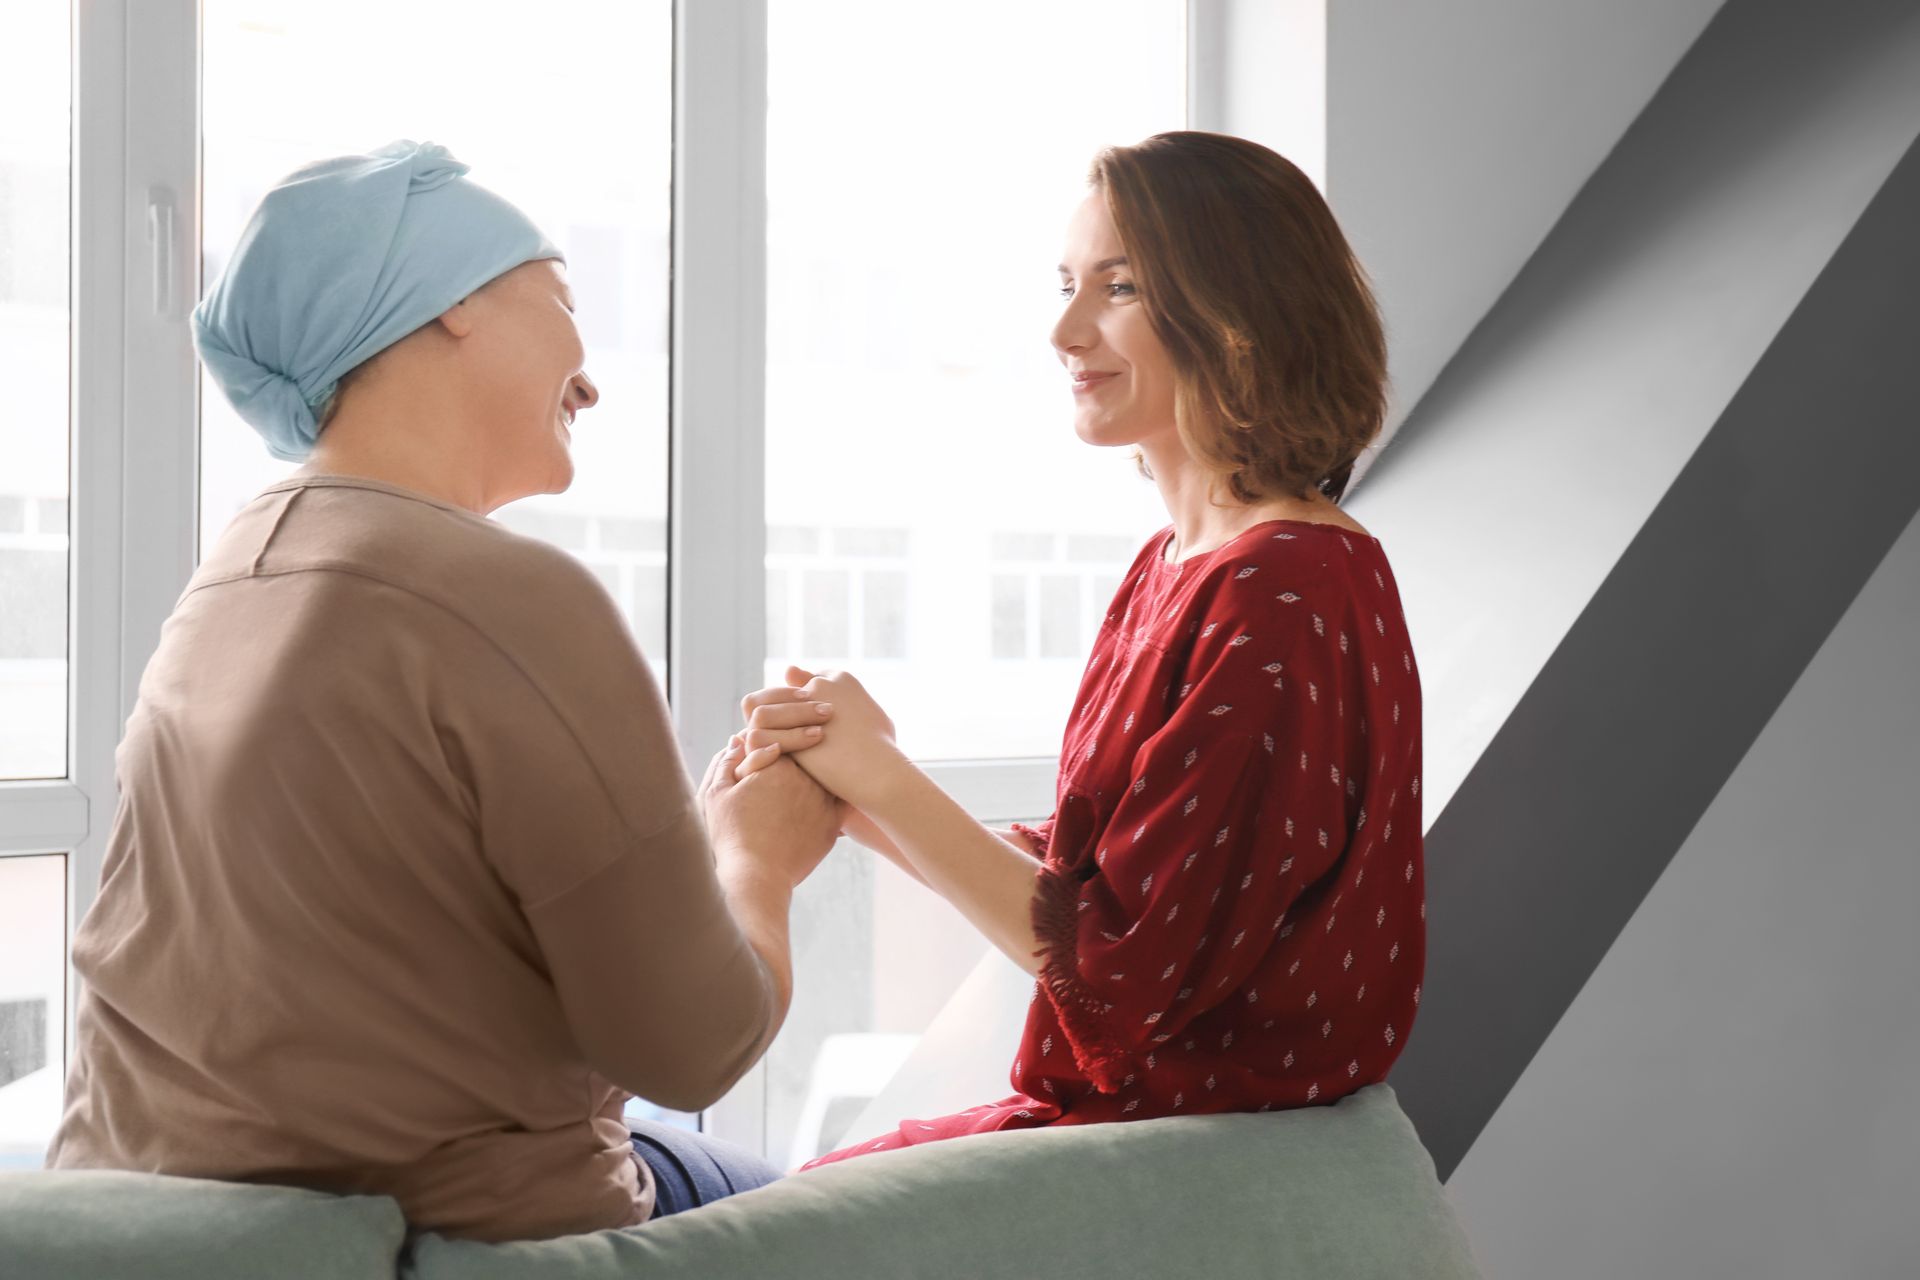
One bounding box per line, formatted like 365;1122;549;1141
0;1083;1483;1279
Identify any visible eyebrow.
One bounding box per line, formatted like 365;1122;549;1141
1058;256;1130;276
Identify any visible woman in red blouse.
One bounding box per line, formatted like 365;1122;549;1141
732;131;1422;1168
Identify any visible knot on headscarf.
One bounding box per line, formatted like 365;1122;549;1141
191;139;564;462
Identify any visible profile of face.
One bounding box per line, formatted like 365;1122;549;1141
1051;189;1179;449
439;257;599;499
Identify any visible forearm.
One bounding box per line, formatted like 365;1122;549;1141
865;832;932;888
713;852;796;1026
991;826;1039;858
860;764;1048;976
853;819;1036;889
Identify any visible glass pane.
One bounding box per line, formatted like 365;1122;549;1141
763;1;1181;766
759;0;1185;1179
0;855;67;1169
199;0;674;676
0;6;72;781
772;828;1050;1169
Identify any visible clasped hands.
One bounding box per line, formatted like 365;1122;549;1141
699;665;908;883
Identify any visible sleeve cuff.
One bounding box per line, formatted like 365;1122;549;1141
1029;858;1135;1094
1009;820;1053;860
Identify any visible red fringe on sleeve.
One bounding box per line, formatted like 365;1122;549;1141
1029;857;1134;1094
1008;819;1053;860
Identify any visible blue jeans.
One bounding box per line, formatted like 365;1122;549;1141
628;1118;784;1219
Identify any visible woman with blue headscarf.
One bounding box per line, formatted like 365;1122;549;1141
46;141;843;1242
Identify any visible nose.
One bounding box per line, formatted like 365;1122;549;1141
570;372;600;412
1050;289;1099;360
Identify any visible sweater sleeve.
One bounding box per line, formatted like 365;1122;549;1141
522;808;779;1112
453;550;779;1107
1029;571;1355;1092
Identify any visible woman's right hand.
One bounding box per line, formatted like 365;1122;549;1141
699;734;841;890
732;684;835;780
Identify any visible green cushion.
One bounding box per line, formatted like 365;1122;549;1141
0;1085;1479;1279
0;1167;407;1280
407;1083;1483;1280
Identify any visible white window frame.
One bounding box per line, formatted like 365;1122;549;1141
0;1;199;1074
5;0;1201;1162
669;0;774;1152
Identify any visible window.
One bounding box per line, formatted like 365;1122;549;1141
767;525;914;664
0;2;73;1170
763;1;1179;762
17;0;1196;1170
0;3;72;782
199;0;674;671
759;0;1186;1165
991;531;1132;662
0;856;65;1169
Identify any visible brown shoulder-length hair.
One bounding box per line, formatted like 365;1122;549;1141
1091;132;1388;505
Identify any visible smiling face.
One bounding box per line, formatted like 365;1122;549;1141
456;257;599;498
1050;188;1180;450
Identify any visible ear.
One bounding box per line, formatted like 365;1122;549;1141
435;297;476;339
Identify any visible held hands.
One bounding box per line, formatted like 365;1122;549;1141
698;732;841;891
735;665;909;835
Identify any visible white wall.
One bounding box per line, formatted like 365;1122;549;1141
1326;0;1725;482
1446;509;1920;1278
1347;2;1920;822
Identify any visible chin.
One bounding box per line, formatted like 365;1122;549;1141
1073;414;1146;449
543;453;576;494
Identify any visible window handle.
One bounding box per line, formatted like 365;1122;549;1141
146;186;175;318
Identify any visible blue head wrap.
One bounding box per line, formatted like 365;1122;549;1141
191;139;564;462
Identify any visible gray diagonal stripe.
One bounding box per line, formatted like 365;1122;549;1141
1382;7;1920;1181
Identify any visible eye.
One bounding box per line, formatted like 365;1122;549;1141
1108;281;1136;298
1058;282;1075;298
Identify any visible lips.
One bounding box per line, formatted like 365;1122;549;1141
1072;372;1120;393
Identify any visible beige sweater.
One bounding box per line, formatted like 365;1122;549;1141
48;475;777;1242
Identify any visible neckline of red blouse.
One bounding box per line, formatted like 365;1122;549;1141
1154;518;1380;573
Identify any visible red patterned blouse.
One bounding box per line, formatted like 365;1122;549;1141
800;518;1426;1170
